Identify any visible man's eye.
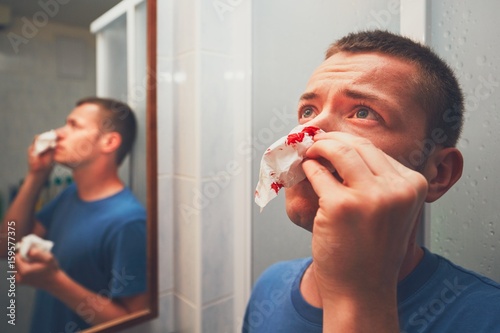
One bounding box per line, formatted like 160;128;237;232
354;107;378;120
301;107;314;119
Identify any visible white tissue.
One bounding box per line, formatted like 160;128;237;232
16;234;54;260
254;125;324;210
33;130;57;155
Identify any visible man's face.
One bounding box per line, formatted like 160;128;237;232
285;51;429;231
54;103;103;168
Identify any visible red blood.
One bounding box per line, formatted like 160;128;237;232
301;126;320;137
270;182;283;194
286;126;320;145
286;132;305;145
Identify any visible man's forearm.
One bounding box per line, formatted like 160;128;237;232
0;173;47;256
46;270;132;326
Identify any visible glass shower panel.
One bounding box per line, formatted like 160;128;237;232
95;14;128;100
129;0;147;208
429;0;500;281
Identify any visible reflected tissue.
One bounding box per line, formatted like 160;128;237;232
33;130;57;156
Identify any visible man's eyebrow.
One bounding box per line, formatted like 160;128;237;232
66;117;79;125
340;88;381;102
299;92;318;101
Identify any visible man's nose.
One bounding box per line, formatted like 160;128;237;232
303;111;338;132
54;127;65;139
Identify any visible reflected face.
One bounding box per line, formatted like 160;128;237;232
54;103;103;168
285;52;428;231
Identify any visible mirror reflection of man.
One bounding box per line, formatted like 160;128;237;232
0;97;147;332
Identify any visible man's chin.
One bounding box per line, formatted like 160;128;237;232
285;181;319;232
54;157;77;169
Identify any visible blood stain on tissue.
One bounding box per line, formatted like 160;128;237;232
270;182;283;194
286;133;305;145
286;126;320;145
302;126;320;137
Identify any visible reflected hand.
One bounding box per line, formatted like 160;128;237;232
28;136;55;178
302;132;428;305
16;247;60;290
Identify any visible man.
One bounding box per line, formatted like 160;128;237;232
243;30;500;332
0;97;147;332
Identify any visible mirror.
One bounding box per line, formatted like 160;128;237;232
0;0;157;332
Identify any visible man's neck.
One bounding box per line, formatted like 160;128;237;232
300;243;425;309
72;162;124;202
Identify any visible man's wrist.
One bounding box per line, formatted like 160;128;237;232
40;266;65;293
25;171;51;189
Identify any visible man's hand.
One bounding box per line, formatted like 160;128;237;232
16;247;60;289
302;132;428;331
28;136;55;178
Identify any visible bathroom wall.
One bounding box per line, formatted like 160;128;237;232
123;0;251;332
429;0;500;281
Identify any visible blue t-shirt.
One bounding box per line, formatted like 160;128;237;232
31;183;147;333
243;248;500;332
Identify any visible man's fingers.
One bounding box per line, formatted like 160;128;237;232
305;139;373;185
27;247;52;262
313;132;399;177
302;159;344;199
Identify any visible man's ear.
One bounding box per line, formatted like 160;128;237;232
100;132;122;154
422;147;463;203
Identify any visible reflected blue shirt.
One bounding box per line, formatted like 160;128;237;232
31;183;147;333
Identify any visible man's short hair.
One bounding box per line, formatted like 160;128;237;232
326;30;464;148
76;97;137;166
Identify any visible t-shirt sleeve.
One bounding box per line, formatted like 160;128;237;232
107;219;147;298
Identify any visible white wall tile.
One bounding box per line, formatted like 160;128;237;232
202;297;234;333
157;56;174;176
174;177;200;304
173;54;198;178
175;295;198;333
158;175;174;293
200;0;234;55
155;0;252;331
199;53;236;178
173;0;197;56
200;178;234;304
120;292;175;333
157;0;173;59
